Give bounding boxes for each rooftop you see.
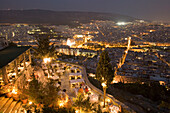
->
[0,46,31,68]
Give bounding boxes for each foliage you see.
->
[26,77,59,106]
[113,82,170,102]
[26,77,43,104]
[73,93,95,112]
[42,106,75,113]
[42,106,57,113]
[121,108,131,113]
[23,103,40,113]
[88,76,170,112]
[19,93,28,100]
[33,34,57,59]
[42,79,60,106]
[158,101,170,110]
[94,104,102,113]
[96,50,114,86]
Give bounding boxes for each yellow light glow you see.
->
[59,102,64,107]
[107,99,111,103]
[89,73,95,77]
[29,101,32,105]
[65,96,68,103]
[101,82,107,88]
[43,58,51,64]
[12,88,17,94]
[149,30,155,32]
[58,100,64,107]
[100,102,104,106]
[27,79,31,82]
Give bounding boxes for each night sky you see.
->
[0,0,170,22]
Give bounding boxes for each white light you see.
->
[89,73,95,77]
[67,39,75,47]
[102,82,107,88]
[12,88,17,94]
[76,35,84,38]
[107,98,111,103]
[29,101,32,105]
[43,58,51,64]
[116,22,126,25]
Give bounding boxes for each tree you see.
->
[33,34,57,59]
[96,50,114,107]
[96,51,114,85]
[26,77,59,107]
[42,106,75,113]
[73,93,95,112]
[42,79,60,106]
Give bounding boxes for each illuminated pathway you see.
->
[113,37,131,79]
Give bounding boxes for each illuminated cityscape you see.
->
[0,0,170,113]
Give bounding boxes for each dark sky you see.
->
[0,0,170,22]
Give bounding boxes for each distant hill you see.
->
[0,9,136,26]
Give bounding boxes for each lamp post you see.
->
[101,81,107,107]
[43,58,51,78]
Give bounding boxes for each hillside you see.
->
[0,9,136,26]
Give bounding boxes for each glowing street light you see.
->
[12,88,17,94]
[101,82,107,88]
[101,81,107,107]
[43,58,51,64]
[75,110,79,113]
[43,57,51,78]
[29,101,32,105]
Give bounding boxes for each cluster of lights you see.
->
[58,96,69,107]
[58,100,64,107]
[67,39,75,47]
[116,22,126,26]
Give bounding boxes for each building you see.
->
[56,46,97,58]
[0,38,32,89]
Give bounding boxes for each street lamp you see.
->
[43,58,51,78]
[43,58,51,64]
[101,81,107,107]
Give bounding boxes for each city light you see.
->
[12,88,17,94]
[107,98,111,103]
[76,35,84,38]
[43,58,51,64]
[0,9,169,113]
[101,82,107,88]
[116,22,126,25]
[59,101,64,107]
[29,101,32,105]
[67,38,75,47]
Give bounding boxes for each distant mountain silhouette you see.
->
[0,9,136,26]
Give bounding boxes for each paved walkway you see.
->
[60,70,75,98]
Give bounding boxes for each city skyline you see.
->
[0,0,170,22]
